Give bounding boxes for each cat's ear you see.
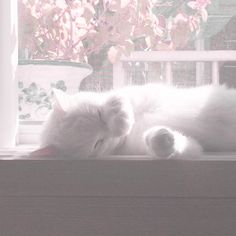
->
[52,88,70,113]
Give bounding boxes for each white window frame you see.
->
[0,0,18,149]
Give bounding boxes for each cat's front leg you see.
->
[144,126,203,159]
[101,94,135,137]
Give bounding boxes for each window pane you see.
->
[18,1,236,122]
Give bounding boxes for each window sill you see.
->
[1,150,236,236]
[1,149,236,198]
[1,146,236,160]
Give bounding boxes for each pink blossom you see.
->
[19,0,212,63]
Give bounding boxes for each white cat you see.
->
[37,84,236,159]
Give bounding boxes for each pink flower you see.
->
[188,0,211,10]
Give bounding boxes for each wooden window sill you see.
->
[1,150,236,236]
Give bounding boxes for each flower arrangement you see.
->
[19,0,211,64]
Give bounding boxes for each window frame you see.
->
[0,0,18,149]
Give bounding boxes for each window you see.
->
[1,0,236,149]
[2,3,236,236]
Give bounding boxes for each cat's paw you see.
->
[144,127,175,159]
[101,94,134,137]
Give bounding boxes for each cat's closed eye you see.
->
[93,139,104,150]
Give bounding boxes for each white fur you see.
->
[40,84,236,159]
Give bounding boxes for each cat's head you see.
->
[36,89,121,158]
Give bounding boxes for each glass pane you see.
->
[18,1,236,121]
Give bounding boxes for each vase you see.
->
[17,60,92,121]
